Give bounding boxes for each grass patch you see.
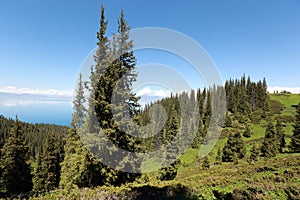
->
[269,94,300,116]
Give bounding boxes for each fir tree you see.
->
[90,4,111,133]
[60,72,107,188]
[83,5,122,187]
[249,144,260,162]
[261,121,278,158]
[276,121,285,153]
[203,90,212,132]
[33,132,61,193]
[225,112,233,128]
[202,156,210,169]
[33,149,45,194]
[243,124,252,138]
[191,118,204,149]
[83,8,142,185]
[290,103,300,152]
[111,10,141,182]
[233,152,239,165]
[222,133,246,162]
[214,147,222,165]
[59,74,88,189]
[60,125,85,189]
[72,74,87,127]
[0,117,32,196]
[160,106,180,181]
[262,78,269,113]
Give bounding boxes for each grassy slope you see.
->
[175,93,300,198]
[33,94,300,199]
[269,93,300,116]
[176,154,300,199]
[36,155,300,200]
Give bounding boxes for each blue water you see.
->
[0,97,72,126]
[0,94,160,126]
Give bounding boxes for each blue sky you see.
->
[0,0,300,94]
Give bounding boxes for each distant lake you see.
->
[0,93,72,126]
[0,92,163,127]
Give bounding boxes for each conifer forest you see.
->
[0,4,299,200]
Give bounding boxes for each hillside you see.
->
[30,93,300,199]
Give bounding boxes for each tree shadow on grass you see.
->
[130,184,198,200]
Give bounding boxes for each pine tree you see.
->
[243,124,252,138]
[214,147,222,165]
[203,90,212,132]
[0,117,32,196]
[191,118,204,149]
[202,156,210,169]
[33,132,61,193]
[89,4,111,133]
[111,10,141,182]
[33,148,45,194]
[191,89,206,148]
[60,72,108,188]
[60,125,83,189]
[222,133,246,162]
[84,9,142,185]
[276,121,285,153]
[262,78,269,113]
[249,144,260,162]
[81,5,122,187]
[225,112,233,128]
[233,152,239,165]
[43,132,60,191]
[290,103,300,152]
[261,121,278,158]
[160,106,180,181]
[60,74,88,189]
[72,74,87,127]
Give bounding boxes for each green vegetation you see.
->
[0,118,32,197]
[270,93,300,116]
[290,103,300,152]
[222,132,246,162]
[0,5,300,200]
[30,154,300,199]
[0,116,67,198]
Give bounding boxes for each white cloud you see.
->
[0,86,73,97]
[136,87,171,98]
[2,102,17,107]
[268,86,300,94]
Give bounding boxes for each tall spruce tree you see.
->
[33,148,45,194]
[214,146,222,165]
[222,133,246,162]
[290,103,300,152]
[202,156,210,169]
[160,106,180,181]
[112,10,141,183]
[33,132,61,193]
[203,90,212,132]
[60,72,108,189]
[276,120,285,153]
[73,74,86,127]
[60,124,86,189]
[60,74,87,189]
[0,117,32,196]
[261,121,278,158]
[190,89,205,148]
[249,144,260,162]
[85,8,141,185]
[243,124,252,138]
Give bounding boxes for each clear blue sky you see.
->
[0,0,300,92]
